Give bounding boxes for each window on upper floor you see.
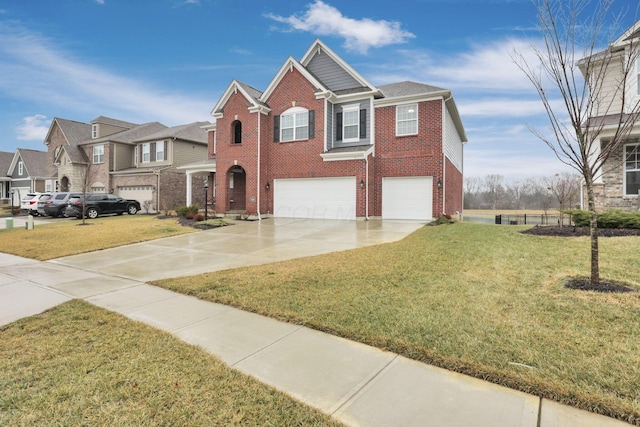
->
[396,103,418,136]
[92,124,98,139]
[156,141,165,161]
[93,145,104,164]
[274,107,315,142]
[18,161,24,175]
[142,143,151,163]
[232,120,242,144]
[336,106,366,143]
[625,143,640,196]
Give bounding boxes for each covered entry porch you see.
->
[178,159,216,209]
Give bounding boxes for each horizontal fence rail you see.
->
[463,214,571,226]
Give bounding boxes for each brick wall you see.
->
[594,147,639,211]
[445,157,463,214]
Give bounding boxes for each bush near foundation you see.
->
[567,210,640,229]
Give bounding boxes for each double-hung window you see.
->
[142,143,151,163]
[625,143,640,196]
[156,141,165,161]
[396,103,418,136]
[342,104,360,143]
[93,145,104,164]
[280,107,309,142]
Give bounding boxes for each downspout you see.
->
[257,111,262,221]
[365,153,370,220]
[442,94,453,216]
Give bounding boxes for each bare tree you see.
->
[513,0,640,284]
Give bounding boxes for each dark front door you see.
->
[228,167,246,211]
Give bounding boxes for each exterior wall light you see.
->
[360,180,365,189]
[265,182,270,191]
[437,178,443,189]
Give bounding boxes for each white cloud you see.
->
[0,22,212,126]
[266,1,414,54]
[95,0,105,4]
[16,114,50,141]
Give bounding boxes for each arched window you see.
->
[232,120,242,144]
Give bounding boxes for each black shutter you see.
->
[273,115,280,142]
[360,109,367,139]
[336,112,343,141]
[150,142,156,162]
[308,110,315,139]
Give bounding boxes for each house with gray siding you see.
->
[7,148,50,205]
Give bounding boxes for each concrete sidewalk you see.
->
[0,252,631,426]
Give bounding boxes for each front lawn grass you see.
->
[0,215,196,260]
[152,222,640,425]
[0,300,340,426]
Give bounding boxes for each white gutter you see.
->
[257,112,262,221]
[442,95,452,215]
[365,153,370,220]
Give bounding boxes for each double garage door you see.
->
[273,176,433,221]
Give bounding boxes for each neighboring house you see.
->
[0,151,13,205]
[581,20,640,211]
[184,39,467,221]
[43,116,210,212]
[6,148,50,205]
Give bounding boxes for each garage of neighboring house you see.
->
[118,186,154,212]
[382,176,433,221]
[273,177,356,220]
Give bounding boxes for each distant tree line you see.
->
[464,173,582,212]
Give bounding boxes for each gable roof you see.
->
[83,122,168,145]
[378,81,448,99]
[211,80,269,118]
[9,148,51,178]
[90,116,139,129]
[43,117,92,164]
[260,56,330,103]
[133,121,212,144]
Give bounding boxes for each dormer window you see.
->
[92,124,98,139]
[274,107,315,142]
[232,120,242,144]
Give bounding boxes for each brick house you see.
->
[581,20,640,211]
[190,39,467,221]
[44,116,211,212]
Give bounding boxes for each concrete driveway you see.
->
[51,218,423,282]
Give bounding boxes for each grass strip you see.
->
[152,222,640,425]
[0,300,341,426]
[0,215,196,260]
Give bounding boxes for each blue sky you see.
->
[0,0,637,180]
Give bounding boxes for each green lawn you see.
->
[0,215,196,260]
[152,222,640,425]
[0,300,340,426]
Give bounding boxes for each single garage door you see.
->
[274,177,356,220]
[118,186,154,212]
[382,176,433,220]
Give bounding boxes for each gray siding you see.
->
[307,50,362,91]
[113,143,134,171]
[332,100,371,149]
[96,123,129,139]
[326,102,334,150]
[172,140,208,170]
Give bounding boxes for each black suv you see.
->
[41,192,83,217]
[64,193,141,219]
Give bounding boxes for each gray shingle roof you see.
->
[0,151,13,176]
[378,81,447,98]
[132,121,212,144]
[90,116,139,129]
[84,122,168,145]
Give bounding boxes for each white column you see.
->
[186,172,193,206]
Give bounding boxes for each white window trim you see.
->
[396,103,418,136]
[142,143,151,163]
[92,124,98,139]
[18,161,24,175]
[280,106,309,142]
[93,145,104,164]
[156,141,165,162]
[624,142,640,196]
[342,104,360,143]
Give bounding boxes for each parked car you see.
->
[36,194,52,216]
[40,192,83,217]
[64,193,141,219]
[20,192,50,216]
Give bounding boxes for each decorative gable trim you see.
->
[211,80,269,119]
[260,57,330,103]
[300,39,379,93]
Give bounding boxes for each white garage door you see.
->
[274,177,356,220]
[118,186,154,212]
[382,177,433,220]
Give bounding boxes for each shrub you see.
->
[175,204,199,218]
[194,213,205,221]
[567,209,640,229]
[428,214,456,226]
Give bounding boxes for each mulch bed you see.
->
[156,215,230,230]
[522,226,639,293]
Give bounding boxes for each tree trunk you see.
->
[584,176,599,284]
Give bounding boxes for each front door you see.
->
[227,166,246,211]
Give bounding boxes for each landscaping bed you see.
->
[522,225,640,237]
